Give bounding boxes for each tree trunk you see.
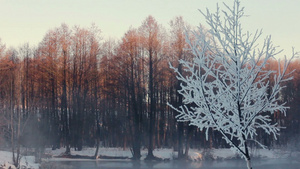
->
[130,59,141,160]
[243,135,252,169]
[178,122,184,158]
[146,50,155,160]
[246,158,252,169]
[184,125,194,158]
[176,64,184,159]
[94,120,101,159]
[61,50,71,155]
[94,138,100,159]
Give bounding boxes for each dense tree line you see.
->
[0,16,299,161]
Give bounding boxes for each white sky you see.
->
[0,0,299,57]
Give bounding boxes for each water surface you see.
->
[46,158,300,169]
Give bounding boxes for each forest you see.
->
[0,15,300,160]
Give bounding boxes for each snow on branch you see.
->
[169,0,299,164]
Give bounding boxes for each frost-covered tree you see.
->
[169,1,298,169]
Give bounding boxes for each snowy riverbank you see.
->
[0,151,39,169]
[0,147,298,169]
[45,147,295,161]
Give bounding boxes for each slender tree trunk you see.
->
[244,138,252,169]
[93,74,100,158]
[246,158,252,169]
[16,108,21,166]
[178,122,184,158]
[62,50,70,154]
[133,95,141,159]
[147,50,155,159]
[184,126,193,158]
[94,119,101,159]
[176,64,184,159]
[130,61,141,160]
[94,139,100,158]
[10,72,18,168]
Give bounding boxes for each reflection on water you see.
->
[44,159,300,169]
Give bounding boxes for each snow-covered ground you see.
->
[45,147,203,161]
[0,147,298,169]
[45,147,294,160]
[44,147,296,162]
[0,151,39,169]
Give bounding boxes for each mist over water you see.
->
[47,159,300,169]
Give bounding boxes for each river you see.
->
[44,158,300,169]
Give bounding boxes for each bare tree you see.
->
[5,49,22,168]
[119,28,144,159]
[139,15,162,160]
[169,1,298,168]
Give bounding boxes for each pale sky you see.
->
[1,0,299,57]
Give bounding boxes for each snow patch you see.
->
[0,151,39,169]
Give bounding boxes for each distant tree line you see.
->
[0,16,299,161]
